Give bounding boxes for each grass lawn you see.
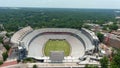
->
[44,39,71,56]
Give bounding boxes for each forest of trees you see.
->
[0,8,116,31]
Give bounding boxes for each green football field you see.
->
[44,39,71,56]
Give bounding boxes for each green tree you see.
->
[110,49,120,68]
[0,37,3,43]
[2,52,8,61]
[97,32,104,42]
[23,58,35,63]
[4,45,10,51]
[100,56,108,68]
[109,24,118,30]
[85,64,98,68]
[6,33,12,37]
[102,25,108,30]
[33,64,38,68]
[0,61,3,65]
[83,25,91,29]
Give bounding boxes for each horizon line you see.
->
[0,7,120,10]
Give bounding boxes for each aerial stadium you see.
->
[10,26,99,63]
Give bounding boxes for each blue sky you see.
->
[0,0,120,9]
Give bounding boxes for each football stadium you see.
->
[11,26,99,63]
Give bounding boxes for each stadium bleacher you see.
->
[11,27,99,60]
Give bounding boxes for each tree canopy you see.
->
[97,32,104,42]
[0,8,115,32]
[100,56,109,68]
[110,49,120,68]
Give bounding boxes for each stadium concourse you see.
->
[11,26,99,62]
